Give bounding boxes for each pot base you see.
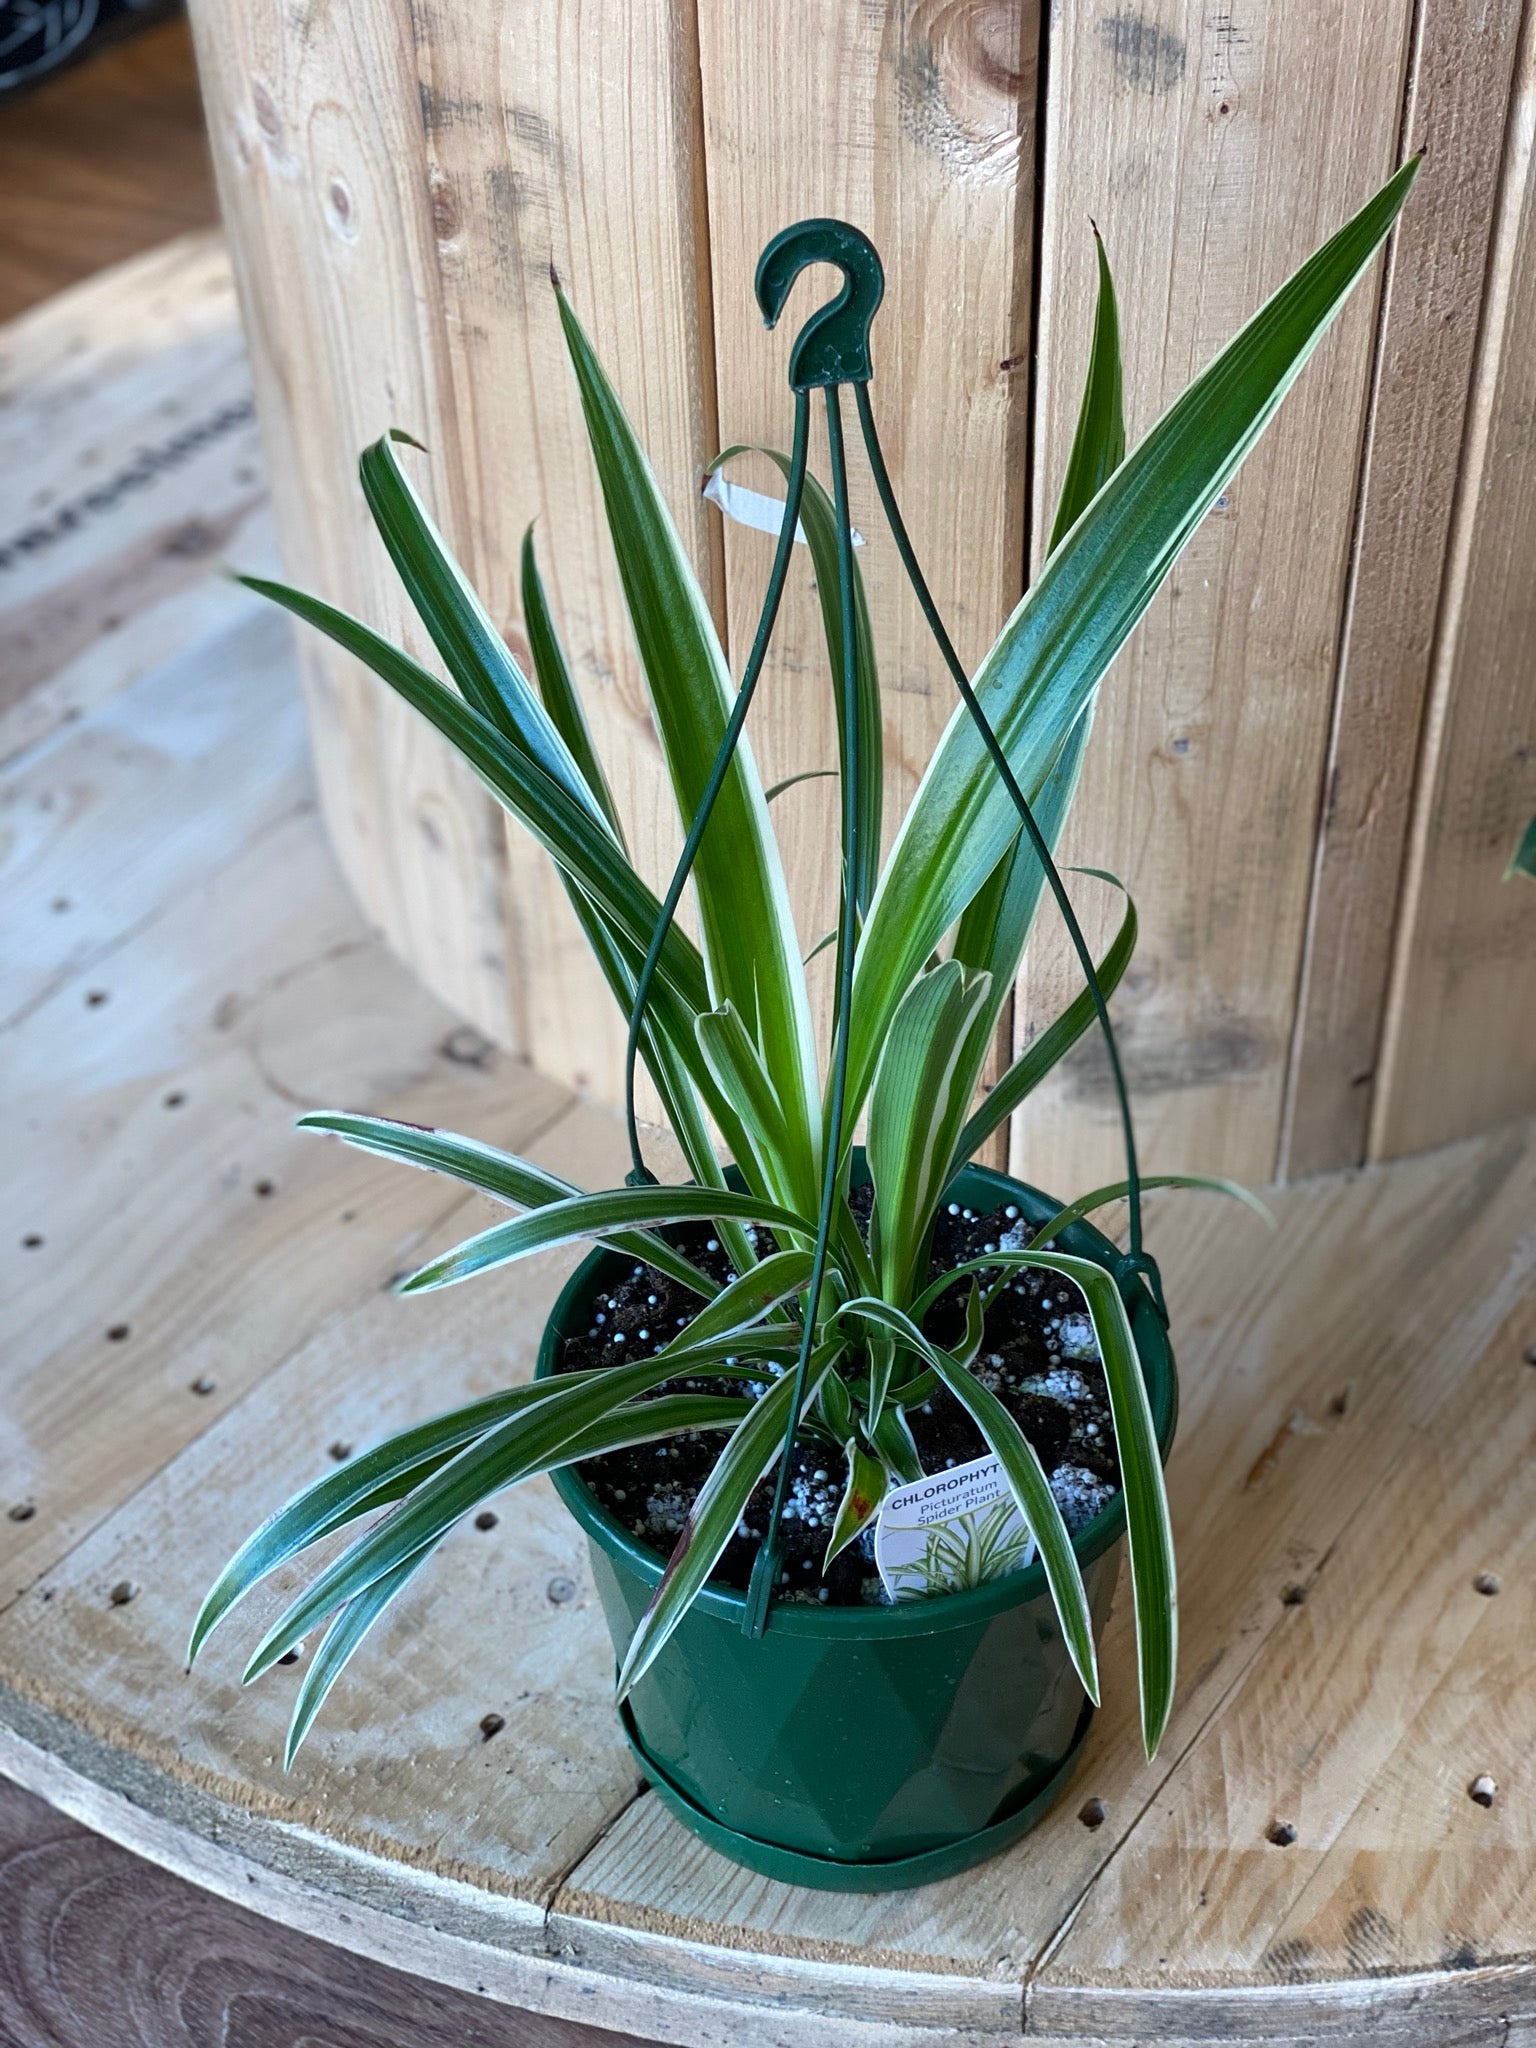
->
[616,1694,1096,1892]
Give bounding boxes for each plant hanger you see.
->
[620,218,1162,1640]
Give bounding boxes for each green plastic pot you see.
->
[538,1156,1177,1891]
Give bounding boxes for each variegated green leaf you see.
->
[711,445,882,917]
[558,295,820,1184]
[824,1435,887,1569]
[398,1183,813,1296]
[615,1345,838,1699]
[280,1391,753,1764]
[867,962,993,1307]
[244,1365,764,1682]
[846,162,1418,1126]
[836,1298,1097,1703]
[520,524,627,842]
[297,1113,720,1298]
[950,868,1137,1174]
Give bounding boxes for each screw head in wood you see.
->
[109,1580,139,1606]
[1469,1774,1497,1808]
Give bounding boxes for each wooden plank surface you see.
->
[0,1774,660,2048]
[1013,1,1415,1196]
[1280,0,1526,1179]
[0,231,270,763]
[1,551,573,1604]
[1370,9,1536,1160]
[1031,1295,1536,2031]
[696,0,1038,1117]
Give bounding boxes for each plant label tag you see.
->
[874,1453,1035,1601]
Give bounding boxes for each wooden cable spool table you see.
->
[3,238,1533,2048]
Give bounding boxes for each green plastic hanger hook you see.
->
[755,218,885,390]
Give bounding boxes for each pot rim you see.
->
[538,1156,1177,1640]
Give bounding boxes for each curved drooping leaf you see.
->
[1022,1172,1274,1252]
[244,1361,768,1682]
[835,1298,1097,1703]
[357,433,600,821]
[238,577,709,1036]
[614,1344,838,1700]
[191,1366,660,1664]
[908,1175,1270,1323]
[653,1250,814,1354]
[297,1113,720,1298]
[283,1547,433,1768]
[765,766,837,804]
[881,1245,1175,1755]
[950,868,1137,1173]
[847,161,1418,1124]
[398,1184,814,1295]
[279,1392,753,1764]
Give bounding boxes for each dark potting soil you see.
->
[559,1192,1122,1608]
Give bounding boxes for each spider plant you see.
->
[190,161,1416,1768]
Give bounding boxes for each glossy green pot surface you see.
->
[538,1158,1177,1888]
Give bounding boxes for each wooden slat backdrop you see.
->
[1281,0,1528,1178]
[1017,0,1417,1196]
[696,0,1039,1162]
[1372,8,1536,1157]
[182,0,1536,1184]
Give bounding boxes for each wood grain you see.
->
[183,0,727,1120]
[1281,0,1527,1179]
[184,0,522,1051]
[1012,0,1415,1196]
[405,0,723,1118]
[696,0,1038,1118]
[1033,1290,1536,2022]
[0,17,217,323]
[0,1773,660,2048]
[1370,8,1536,1160]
